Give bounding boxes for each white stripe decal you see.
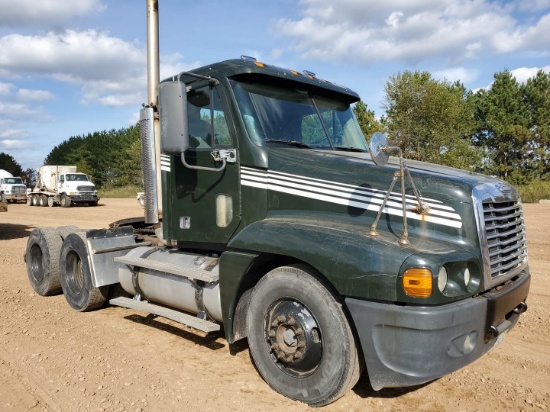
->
[241,166,462,228]
[160,155,171,172]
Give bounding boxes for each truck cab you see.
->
[0,175,27,203]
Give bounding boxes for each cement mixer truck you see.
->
[23,0,530,406]
[27,165,99,207]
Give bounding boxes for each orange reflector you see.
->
[290,70,301,76]
[254,61,266,68]
[403,268,432,298]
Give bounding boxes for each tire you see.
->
[27,196,32,206]
[59,232,108,311]
[25,228,63,296]
[247,265,361,406]
[47,196,55,207]
[39,194,48,207]
[32,194,39,206]
[60,194,71,208]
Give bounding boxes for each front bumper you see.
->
[70,194,99,203]
[4,194,27,201]
[346,269,530,391]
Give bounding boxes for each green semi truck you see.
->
[24,1,530,406]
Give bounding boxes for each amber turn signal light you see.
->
[403,268,432,298]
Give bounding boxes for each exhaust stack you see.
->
[141,0,162,224]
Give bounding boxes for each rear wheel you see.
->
[39,194,48,207]
[247,265,361,406]
[25,228,63,296]
[47,196,55,207]
[32,194,39,206]
[59,233,108,311]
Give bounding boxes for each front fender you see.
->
[227,213,415,301]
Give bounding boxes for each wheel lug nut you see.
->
[271,320,278,327]
[287,316,295,326]
[276,352,285,360]
[294,351,303,360]
[270,343,279,350]
[295,328,303,336]
[277,315,286,323]
[269,329,276,337]
[297,341,305,348]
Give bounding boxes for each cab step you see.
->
[109,297,220,333]
[114,256,219,283]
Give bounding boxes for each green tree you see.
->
[353,100,384,139]
[0,152,23,176]
[523,70,550,180]
[383,71,481,170]
[473,71,531,183]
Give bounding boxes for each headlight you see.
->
[464,267,471,286]
[437,267,448,293]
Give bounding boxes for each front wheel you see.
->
[59,233,108,311]
[247,265,361,406]
[60,194,71,208]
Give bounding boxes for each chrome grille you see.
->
[76,185,95,192]
[13,187,26,194]
[482,200,527,278]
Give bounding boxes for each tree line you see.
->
[1,69,548,189]
[354,69,550,186]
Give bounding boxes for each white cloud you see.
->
[275,0,550,66]
[510,65,550,83]
[0,82,14,94]
[0,29,193,107]
[433,67,479,83]
[16,89,55,101]
[0,0,106,28]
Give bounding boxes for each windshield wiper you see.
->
[265,139,311,148]
[334,146,366,152]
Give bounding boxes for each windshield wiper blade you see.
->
[265,139,311,148]
[334,146,366,152]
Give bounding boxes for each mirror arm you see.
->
[180,152,227,172]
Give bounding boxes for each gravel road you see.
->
[0,199,548,411]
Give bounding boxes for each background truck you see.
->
[27,165,99,207]
[1,169,27,207]
[23,0,530,407]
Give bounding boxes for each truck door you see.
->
[167,83,240,245]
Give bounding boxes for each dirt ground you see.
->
[0,199,548,412]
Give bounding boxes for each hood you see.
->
[267,148,515,204]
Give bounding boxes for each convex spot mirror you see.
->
[369,132,389,166]
[159,80,189,154]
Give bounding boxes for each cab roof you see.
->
[165,57,361,104]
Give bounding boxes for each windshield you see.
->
[4,177,23,184]
[230,79,367,151]
[66,174,89,182]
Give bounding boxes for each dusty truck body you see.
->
[28,165,99,207]
[24,1,530,406]
[0,169,28,204]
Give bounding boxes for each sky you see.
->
[0,0,549,171]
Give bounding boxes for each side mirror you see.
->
[159,80,189,154]
[369,132,389,166]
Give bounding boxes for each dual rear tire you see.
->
[25,228,107,311]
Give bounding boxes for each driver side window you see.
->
[187,85,232,149]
